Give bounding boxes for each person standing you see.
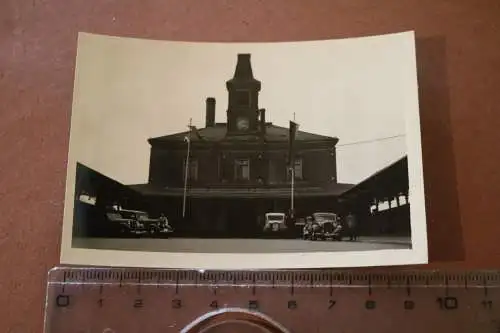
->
[346,212,358,241]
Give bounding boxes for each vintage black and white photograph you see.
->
[60,31,428,269]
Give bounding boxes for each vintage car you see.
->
[136,213,174,236]
[303,212,343,241]
[106,207,174,237]
[262,213,288,235]
[106,210,146,236]
[302,217,321,240]
[313,212,343,241]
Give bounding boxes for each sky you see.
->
[67,31,420,186]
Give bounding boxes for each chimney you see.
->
[260,108,266,134]
[205,97,216,127]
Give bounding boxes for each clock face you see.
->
[236,117,249,131]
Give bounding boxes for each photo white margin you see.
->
[59,31,428,270]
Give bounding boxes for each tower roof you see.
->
[233,54,254,79]
[226,54,261,87]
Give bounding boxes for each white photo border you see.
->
[59,30,428,269]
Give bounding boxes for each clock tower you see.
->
[226,54,262,135]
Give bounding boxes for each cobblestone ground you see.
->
[74,236,411,253]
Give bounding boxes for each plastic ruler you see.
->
[44,267,500,332]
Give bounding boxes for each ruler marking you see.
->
[290,274,295,296]
[137,272,141,294]
[329,273,333,297]
[80,270,86,291]
[62,271,67,293]
[213,273,217,295]
[368,275,372,296]
[191,271,197,284]
[445,275,449,296]
[252,274,256,295]
[161,271,166,284]
[483,275,489,297]
[175,272,179,294]
[406,276,411,296]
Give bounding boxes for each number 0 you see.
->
[56,295,70,307]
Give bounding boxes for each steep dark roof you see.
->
[148,123,338,145]
[339,155,408,200]
[227,54,260,83]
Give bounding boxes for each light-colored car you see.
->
[263,213,288,233]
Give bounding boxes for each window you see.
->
[234,159,250,181]
[183,158,198,181]
[234,90,250,106]
[288,158,303,180]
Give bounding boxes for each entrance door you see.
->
[226,199,259,238]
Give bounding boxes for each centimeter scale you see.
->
[44,267,500,333]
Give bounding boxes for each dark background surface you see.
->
[1,0,499,331]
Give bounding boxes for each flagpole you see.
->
[182,118,192,219]
[289,117,297,217]
[291,166,295,212]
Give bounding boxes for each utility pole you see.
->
[182,118,192,219]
